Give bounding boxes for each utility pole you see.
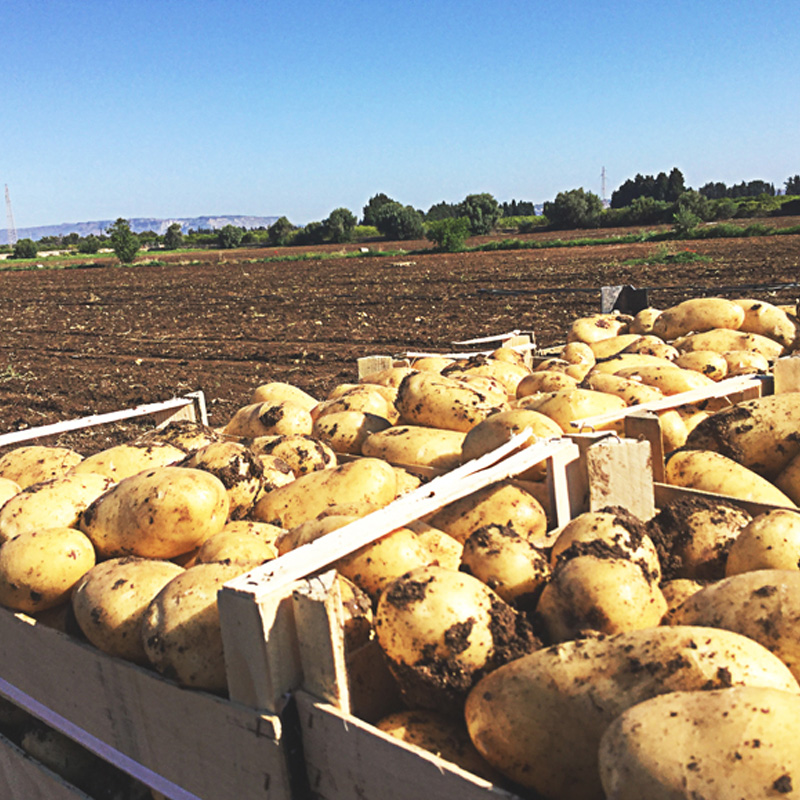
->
[600,167,609,207]
[5,185,17,247]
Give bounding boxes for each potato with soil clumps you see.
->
[646,496,751,580]
[0,445,83,488]
[669,569,800,681]
[80,466,230,559]
[312,410,392,455]
[442,355,531,396]
[598,686,800,800]
[375,565,539,715]
[71,556,184,664]
[0,527,96,613]
[223,400,313,438]
[464,626,800,800]
[136,419,223,453]
[249,433,336,477]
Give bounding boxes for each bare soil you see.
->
[1,221,798,454]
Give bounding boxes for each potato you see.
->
[21,724,100,789]
[537,552,666,642]
[223,400,313,437]
[312,410,392,454]
[0,527,96,613]
[560,341,596,371]
[684,393,800,480]
[490,345,529,369]
[69,440,186,481]
[521,388,627,433]
[218,519,285,548]
[567,313,629,344]
[659,408,690,452]
[250,380,318,411]
[360,366,416,388]
[361,425,467,470]
[141,562,245,691]
[0,472,114,543]
[194,527,277,568]
[674,327,786,360]
[665,450,797,507]
[670,569,800,681]
[71,556,184,663]
[776,449,800,505]
[582,372,665,406]
[674,349,729,380]
[516,369,579,396]
[252,453,296,492]
[395,371,509,433]
[620,336,678,360]
[613,363,715,395]
[249,434,336,476]
[411,356,454,373]
[464,626,800,799]
[80,466,230,559]
[652,296,745,340]
[588,334,645,360]
[442,357,531,395]
[135,419,223,453]
[586,352,676,375]
[460,523,550,607]
[598,686,800,800]
[427,481,547,544]
[647,496,751,580]
[375,565,539,714]
[251,457,397,529]
[179,441,264,520]
[0,477,20,509]
[415,526,463,571]
[723,348,770,375]
[659,577,704,620]
[628,307,661,335]
[313,387,400,426]
[733,297,799,348]
[726,509,800,575]
[0,445,83,488]
[460,408,563,480]
[375,709,500,782]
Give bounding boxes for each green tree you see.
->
[106,218,139,264]
[294,221,326,245]
[163,223,184,250]
[374,203,425,240]
[64,232,80,246]
[672,205,700,237]
[785,175,800,195]
[543,188,603,229]
[267,216,294,246]
[218,224,244,249]
[666,168,686,201]
[324,208,356,243]
[425,217,471,251]
[425,201,460,221]
[78,235,101,254]
[12,238,37,259]
[677,190,713,221]
[459,193,501,235]
[362,193,396,227]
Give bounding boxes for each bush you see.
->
[374,203,425,240]
[362,194,396,227]
[324,208,357,244]
[294,221,327,246]
[425,217,471,251]
[106,219,139,264]
[78,235,101,254]
[163,223,184,250]
[672,206,700,237]
[543,188,603,229]
[12,238,37,259]
[267,217,294,246]
[459,193,501,235]
[218,225,244,249]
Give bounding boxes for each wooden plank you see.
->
[0,394,206,449]
[775,356,800,394]
[295,693,522,800]
[152,390,208,427]
[569,375,764,431]
[624,409,665,483]
[0,609,290,800]
[654,482,797,518]
[357,356,394,380]
[0,734,93,800]
[585,436,655,520]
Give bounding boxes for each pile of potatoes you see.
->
[0,294,799,798]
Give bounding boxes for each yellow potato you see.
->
[410,356,454,373]
[516,370,579,396]
[583,372,665,406]
[312,410,392,455]
[250,380,318,411]
[0,445,83,488]
[222,400,314,437]
[312,385,399,425]
[443,358,531,395]
[0,527,96,613]
[588,334,645,360]
[0,477,20,509]
[652,297,745,340]
[674,328,786,360]
[613,364,715,395]
[722,348,770,375]
[361,425,467,470]
[194,528,277,568]
[733,297,799,348]
[726,509,800,575]
[249,434,336,476]
[674,349,729,381]
[69,441,186,481]
[628,307,661,335]
[522,388,627,433]
[567,313,629,344]
[586,352,676,375]
[360,366,416,388]
[135,419,223,453]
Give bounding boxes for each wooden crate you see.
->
[0,392,299,800]
[217,431,653,800]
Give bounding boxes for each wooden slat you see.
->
[624,409,665,483]
[0,609,289,800]
[775,356,800,394]
[295,693,522,800]
[0,734,93,800]
[357,356,394,380]
[654,482,797,517]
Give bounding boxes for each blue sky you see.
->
[5,0,799,228]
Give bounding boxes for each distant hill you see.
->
[1,215,280,245]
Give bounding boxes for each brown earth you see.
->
[1,221,798,454]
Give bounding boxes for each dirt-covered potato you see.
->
[250,380,318,411]
[652,297,745,341]
[0,527,96,613]
[249,433,336,477]
[598,686,800,800]
[68,440,186,481]
[566,313,629,344]
[223,400,314,438]
[361,425,467,470]
[252,458,397,529]
[0,472,114,543]
[193,527,278,568]
[733,297,799,348]
[179,441,264,520]
[461,523,550,608]
[442,356,531,396]
[375,565,539,714]
[427,481,547,545]
[665,450,796,507]
[71,556,184,663]
[628,306,661,335]
[141,562,246,691]
[673,349,729,380]
[613,363,715,395]
[582,372,665,406]
[80,466,230,559]
[313,384,400,425]
[312,410,392,454]
[726,509,800,575]
[669,569,800,681]
[135,419,223,453]
[516,370,579,396]
[0,445,84,488]
[395,371,509,433]
[252,453,296,492]
[464,626,800,800]
[646,496,751,580]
